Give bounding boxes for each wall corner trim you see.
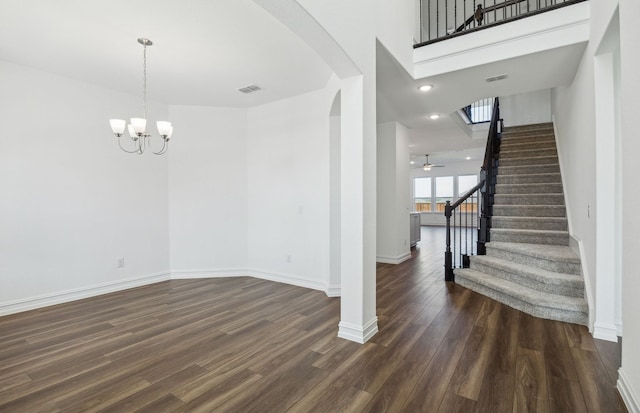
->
[618,368,640,413]
[337,317,378,344]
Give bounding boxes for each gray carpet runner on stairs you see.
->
[454,123,588,326]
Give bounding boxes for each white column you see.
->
[337,76,378,343]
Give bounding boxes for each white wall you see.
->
[246,84,338,291]
[376,0,415,73]
[168,106,248,274]
[395,123,411,256]
[551,44,597,331]
[377,122,411,263]
[501,89,552,127]
[618,0,640,408]
[0,60,170,314]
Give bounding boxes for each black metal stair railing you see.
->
[415,0,587,47]
[444,97,502,281]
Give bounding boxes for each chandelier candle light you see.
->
[109,38,173,155]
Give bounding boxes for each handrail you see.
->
[416,0,587,48]
[444,97,501,281]
[454,0,527,33]
[449,180,485,210]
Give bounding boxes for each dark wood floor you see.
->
[0,227,626,412]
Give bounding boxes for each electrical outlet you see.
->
[117,257,125,268]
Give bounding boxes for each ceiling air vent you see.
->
[238,84,262,94]
[485,74,509,83]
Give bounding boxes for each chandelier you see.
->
[109,38,173,155]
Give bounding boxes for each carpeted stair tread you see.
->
[500,142,556,151]
[454,268,588,325]
[500,147,557,158]
[469,255,584,296]
[499,155,558,167]
[497,173,561,184]
[502,123,554,133]
[498,164,560,175]
[494,193,565,205]
[501,137,555,146]
[490,228,569,245]
[485,242,580,274]
[495,183,563,194]
[491,216,568,231]
[501,135,555,143]
[486,242,580,264]
[492,204,566,217]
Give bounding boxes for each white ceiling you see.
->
[0,0,332,107]
[377,40,587,167]
[1,1,586,167]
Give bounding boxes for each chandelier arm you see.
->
[151,139,168,155]
[139,135,147,154]
[117,135,142,154]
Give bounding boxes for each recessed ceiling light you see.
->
[429,114,440,120]
[418,85,433,92]
[466,156,471,160]
[410,161,415,164]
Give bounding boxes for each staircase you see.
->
[455,123,588,326]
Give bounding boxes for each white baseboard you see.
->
[571,236,596,334]
[376,252,411,265]
[618,368,640,413]
[593,322,619,343]
[245,267,328,293]
[0,271,170,317]
[1,268,336,317]
[325,284,341,297]
[338,317,378,344]
[174,267,339,297]
[170,268,249,279]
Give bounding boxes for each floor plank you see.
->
[0,227,626,412]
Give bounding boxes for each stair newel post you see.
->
[445,200,454,281]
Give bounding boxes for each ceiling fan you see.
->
[422,154,445,171]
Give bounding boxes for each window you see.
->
[414,177,431,212]
[458,175,479,213]
[435,176,453,212]
[458,175,478,196]
[413,174,480,213]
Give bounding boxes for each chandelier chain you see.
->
[143,44,147,120]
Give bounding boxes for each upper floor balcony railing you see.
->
[415,0,586,47]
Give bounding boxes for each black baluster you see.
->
[437,0,440,37]
[464,0,466,31]
[428,0,432,41]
